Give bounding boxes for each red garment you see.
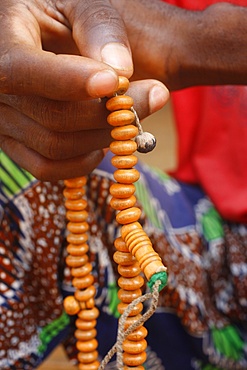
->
[162,0,247,222]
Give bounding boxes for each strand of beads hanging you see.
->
[106,77,168,369]
[63,176,100,370]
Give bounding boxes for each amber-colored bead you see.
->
[126,326,148,342]
[118,288,142,303]
[63,187,85,200]
[64,296,80,315]
[77,350,98,364]
[111,155,138,169]
[66,255,88,268]
[114,237,129,252]
[66,210,88,222]
[107,110,135,127]
[71,262,92,278]
[78,361,100,370]
[75,328,97,341]
[106,95,133,111]
[67,243,89,256]
[116,207,142,225]
[113,251,136,266]
[122,339,147,354]
[110,183,136,198]
[78,307,99,321]
[67,221,89,234]
[65,199,87,211]
[76,338,98,352]
[72,274,94,290]
[123,366,145,370]
[75,286,96,302]
[110,195,136,211]
[123,351,147,367]
[118,302,143,316]
[67,233,88,245]
[110,140,137,156]
[118,275,144,291]
[117,76,130,95]
[76,319,97,330]
[118,263,141,278]
[64,177,87,188]
[111,125,138,141]
[114,169,140,184]
[124,314,142,330]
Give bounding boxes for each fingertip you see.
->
[149,83,170,114]
[101,43,133,78]
[87,69,119,98]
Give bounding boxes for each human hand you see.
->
[110,0,247,90]
[0,0,169,180]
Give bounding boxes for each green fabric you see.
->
[147,271,168,292]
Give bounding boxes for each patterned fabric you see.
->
[0,149,246,369]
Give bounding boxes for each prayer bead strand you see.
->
[63,177,100,370]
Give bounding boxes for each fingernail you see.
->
[149,84,170,113]
[87,70,118,97]
[101,43,133,77]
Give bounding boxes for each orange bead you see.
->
[118,288,142,303]
[123,351,147,367]
[106,95,133,111]
[76,338,98,352]
[65,199,87,211]
[117,76,130,95]
[72,274,94,290]
[113,251,136,266]
[66,255,88,268]
[67,243,89,256]
[118,302,143,316]
[116,207,142,225]
[111,125,138,140]
[63,296,80,315]
[110,140,137,156]
[67,233,88,245]
[66,210,88,222]
[67,221,89,234]
[78,307,99,321]
[64,177,87,188]
[75,328,97,341]
[122,339,147,354]
[107,110,135,127]
[110,183,136,198]
[63,187,85,200]
[76,319,97,330]
[110,195,136,210]
[118,276,144,291]
[124,314,142,330]
[114,169,140,184]
[77,350,98,364]
[126,327,148,342]
[111,155,138,169]
[118,263,141,277]
[123,366,145,370]
[114,237,129,252]
[78,361,100,370]
[71,262,92,277]
[75,286,96,302]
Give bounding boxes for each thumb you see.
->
[58,0,133,77]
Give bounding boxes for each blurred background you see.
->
[38,101,177,369]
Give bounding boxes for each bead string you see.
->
[63,76,168,369]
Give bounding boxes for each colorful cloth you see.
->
[0,150,246,369]
[164,0,247,223]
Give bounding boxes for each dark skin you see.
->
[0,0,246,181]
[110,0,247,89]
[0,0,169,181]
